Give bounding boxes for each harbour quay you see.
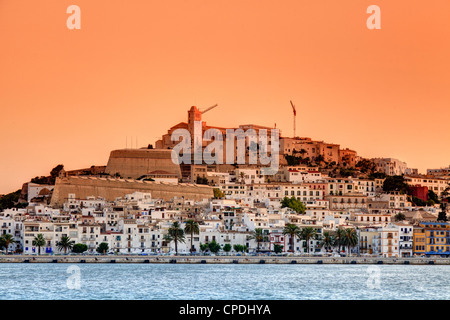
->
[0,255,449,265]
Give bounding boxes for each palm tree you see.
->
[56,236,75,254]
[32,234,46,255]
[299,227,317,255]
[0,234,14,254]
[248,228,267,253]
[334,227,346,254]
[282,224,301,252]
[342,228,358,256]
[184,220,199,255]
[320,231,335,253]
[167,222,185,255]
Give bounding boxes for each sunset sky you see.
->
[1,0,449,194]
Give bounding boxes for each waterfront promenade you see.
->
[0,255,449,265]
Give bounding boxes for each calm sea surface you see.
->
[0,263,448,300]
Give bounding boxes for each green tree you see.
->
[32,234,46,255]
[184,220,199,255]
[339,168,356,178]
[368,171,387,179]
[56,236,75,254]
[315,154,325,165]
[428,190,440,204]
[0,234,14,254]
[233,244,247,253]
[72,243,88,254]
[167,221,185,255]
[223,243,232,255]
[282,223,301,252]
[196,176,208,185]
[281,196,306,214]
[411,196,426,207]
[96,242,109,254]
[273,244,283,254]
[438,204,448,222]
[199,243,209,254]
[394,212,406,222]
[213,188,225,199]
[49,164,64,184]
[284,155,301,166]
[438,184,450,222]
[0,190,25,211]
[299,227,317,254]
[208,241,221,254]
[248,228,268,253]
[356,159,376,174]
[382,175,410,194]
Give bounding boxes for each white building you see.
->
[372,158,408,176]
[395,222,413,257]
[377,223,399,258]
[27,183,54,203]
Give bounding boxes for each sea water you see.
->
[0,263,447,300]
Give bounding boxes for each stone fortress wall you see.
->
[50,176,213,207]
[104,149,181,179]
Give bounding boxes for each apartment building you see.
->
[395,222,413,257]
[380,192,411,209]
[377,223,399,258]
[404,176,450,197]
[359,228,379,255]
[372,158,408,176]
[419,221,450,257]
[413,226,426,256]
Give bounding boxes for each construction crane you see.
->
[290,100,297,138]
[200,104,218,115]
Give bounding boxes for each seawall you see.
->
[1,255,449,265]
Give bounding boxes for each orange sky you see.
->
[1,0,449,194]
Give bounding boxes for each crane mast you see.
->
[290,100,296,138]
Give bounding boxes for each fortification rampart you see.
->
[50,176,213,207]
[105,149,181,179]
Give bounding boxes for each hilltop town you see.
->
[0,106,449,258]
